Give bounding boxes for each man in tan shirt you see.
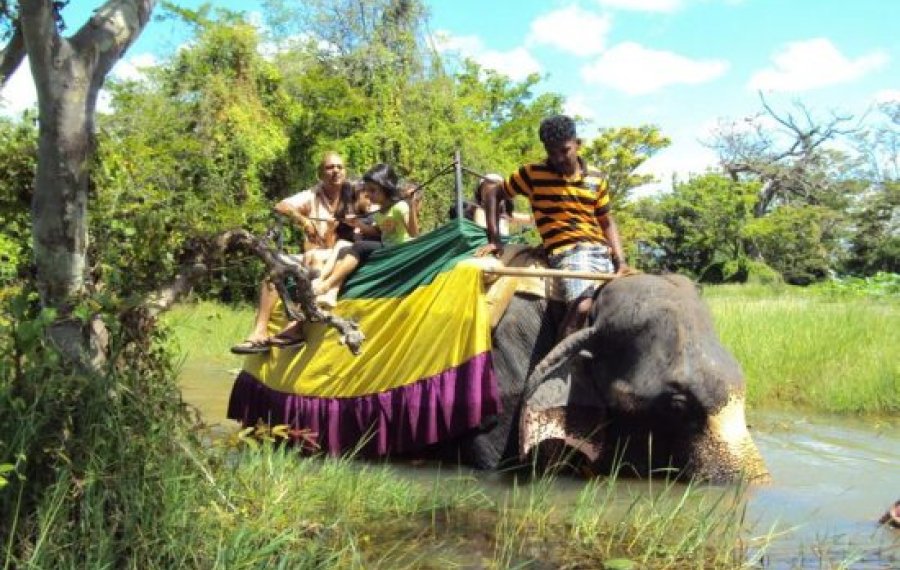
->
[231,151,353,354]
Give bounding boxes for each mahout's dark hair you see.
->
[538,114,577,147]
[362,163,400,202]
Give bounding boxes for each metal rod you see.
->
[482,267,618,281]
[412,163,455,194]
[461,165,488,180]
[454,149,464,229]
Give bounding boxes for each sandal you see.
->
[230,339,272,355]
[265,331,307,349]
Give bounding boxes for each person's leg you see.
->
[249,280,280,341]
[550,244,611,340]
[313,241,378,307]
[559,295,594,339]
[231,280,285,353]
[313,254,359,307]
[319,239,352,281]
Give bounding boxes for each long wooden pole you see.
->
[482,266,617,281]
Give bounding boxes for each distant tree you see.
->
[581,125,670,204]
[642,173,758,280]
[844,101,900,274]
[741,204,837,285]
[845,181,899,274]
[709,94,858,218]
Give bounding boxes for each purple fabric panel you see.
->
[226,353,500,456]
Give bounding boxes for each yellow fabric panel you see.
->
[242,262,492,398]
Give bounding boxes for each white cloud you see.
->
[0,59,37,116]
[434,31,541,81]
[874,90,900,104]
[595,0,683,12]
[563,94,597,121]
[433,31,483,55]
[111,53,158,82]
[529,6,612,57]
[478,48,542,81]
[580,42,729,95]
[632,143,719,197]
[748,38,888,92]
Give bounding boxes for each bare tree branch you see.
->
[709,93,858,216]
[143,229,366,354]
[18,0,59,86]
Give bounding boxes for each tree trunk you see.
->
[32,60,98,363]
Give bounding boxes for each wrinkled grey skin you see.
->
[451,273,768,483]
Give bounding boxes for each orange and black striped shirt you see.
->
[502,158,611,255]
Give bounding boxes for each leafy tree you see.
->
[845,180,900,274]
[844,101,900,274]
[741,205,836,285]
[0,114,36,284]
[260,0,565,231]
[641,173,758,280]
[581,124,670,204]
[94,16,299,300]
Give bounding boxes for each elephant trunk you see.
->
[519,324,607,464]
[687,392,770,483]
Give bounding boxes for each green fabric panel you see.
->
[342,219,489,299]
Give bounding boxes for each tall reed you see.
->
[703,285,899,415]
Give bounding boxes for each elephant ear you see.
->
[520,326,607,469]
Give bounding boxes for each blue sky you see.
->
[3,0,897,192]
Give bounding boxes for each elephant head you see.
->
[520,273,769,483]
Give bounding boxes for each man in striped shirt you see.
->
[480,114,630,338]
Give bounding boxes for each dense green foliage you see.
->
[0,286,205,566]
[0,116,36,284]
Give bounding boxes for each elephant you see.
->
[445,271,769,483]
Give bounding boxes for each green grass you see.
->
[161,299,257,364]
[125,439,771,569]
[703,284,899,415]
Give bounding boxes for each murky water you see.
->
[745,412,899,568]
[180,364,899,567]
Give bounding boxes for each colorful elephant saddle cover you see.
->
[227,220,501,456]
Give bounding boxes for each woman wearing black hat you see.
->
[313,163,419,308]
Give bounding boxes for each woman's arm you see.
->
[405,193,420,237]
